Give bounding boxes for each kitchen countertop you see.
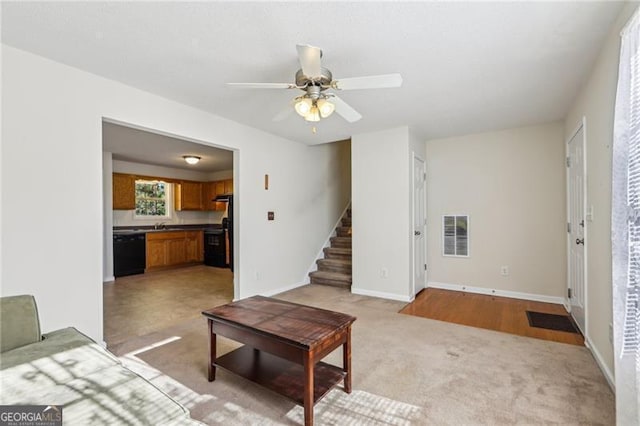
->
[113,224,222,235]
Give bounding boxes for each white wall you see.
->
[351,126,413,301]
[425,123,566,301]
[564,1,638,400]
[208,170,233,181]
[1,45,351,343]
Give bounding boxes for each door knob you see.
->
[576,238,584,245]
[414,230,421,236]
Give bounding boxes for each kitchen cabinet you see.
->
[146,230,204,270]
[175,181,204,211]
[167,238,187,265]
[185,231,204,262]
[203,182,217,211]
[224,179,233,194]
[113,173,136,210]
[203,179,233,211]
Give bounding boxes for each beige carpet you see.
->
[109,285,614,425]
[120,346,421,425]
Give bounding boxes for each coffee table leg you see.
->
[303,351,314,426]
[343,326,352,393]
[208,319,217,382]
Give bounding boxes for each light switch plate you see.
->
[586,205,594,222]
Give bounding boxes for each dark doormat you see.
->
[526,311,580,334]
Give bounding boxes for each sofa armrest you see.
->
[0,295,41,352]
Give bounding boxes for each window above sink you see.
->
[135,180,171,219]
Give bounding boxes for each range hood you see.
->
[214,194,232,202]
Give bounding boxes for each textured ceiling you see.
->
[1,1,625,145]
[103,121,234,173]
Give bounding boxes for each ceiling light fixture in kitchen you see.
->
[183,155,201,165]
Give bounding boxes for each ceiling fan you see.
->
[227,44,403,123]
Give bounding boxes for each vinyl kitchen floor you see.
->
[103,264,233,347]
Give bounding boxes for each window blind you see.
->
[622,16,640,361]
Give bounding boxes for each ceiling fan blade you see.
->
[227,82,295,89]
[296,44,322,78]
[333,73,403,91]
[331,95,362,123]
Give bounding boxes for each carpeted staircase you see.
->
[309,208,352,289]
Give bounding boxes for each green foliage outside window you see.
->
[135,180,168,217]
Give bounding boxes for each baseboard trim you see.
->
[262,281,309,297]
[584,336,615,392]
[103,276,115,283]
[351,287,413,303]
[427,281,565,305]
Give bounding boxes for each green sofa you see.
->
[0,295,203,425]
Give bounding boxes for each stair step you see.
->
[341,218,352,227]
[323,247,352,260]
[310,271,352,288]
[336,227,352,237]
[317,258,352,274]
[330,236,352,248]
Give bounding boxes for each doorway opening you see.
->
[101,119,238,349]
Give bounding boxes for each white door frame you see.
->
[412,152,427,297]
[565,116,588,335]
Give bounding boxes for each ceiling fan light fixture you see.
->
[317,98,335,118]
[294,98,313,116]
[304,106,321,122]
[183,155,201,165]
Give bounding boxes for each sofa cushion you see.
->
[0,327,204,425]
[0,295,41,352]
[0,327,115,371]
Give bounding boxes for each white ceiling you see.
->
[103,121,233,173]
[1,1,626,145]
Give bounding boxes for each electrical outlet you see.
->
[381,268,389,278]
[500,266,509,276]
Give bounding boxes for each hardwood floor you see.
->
[400,288,584,346]
[103,264,233,347]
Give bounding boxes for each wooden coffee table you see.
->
[202,296,356,426]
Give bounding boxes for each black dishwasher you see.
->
[113,233,146,277]
[204,229,226,267]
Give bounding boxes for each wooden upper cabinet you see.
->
[203,180,233,211]
[113,173,135,210]
[224,179,233,194]
[175,181,204,211]
[203,182,216,211]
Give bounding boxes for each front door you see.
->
[567,123,586,334]
[413,155,427,295]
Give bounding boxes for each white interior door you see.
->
[413,155,426,295]
[567,124,586,334]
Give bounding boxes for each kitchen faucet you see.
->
[154,222,166,230]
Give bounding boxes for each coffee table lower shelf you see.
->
[215,345,346,405]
